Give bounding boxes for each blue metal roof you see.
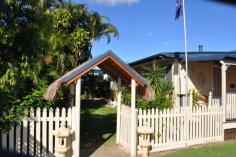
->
[130,51,236,65]
[60,50,148,86]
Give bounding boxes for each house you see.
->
[130,51,236,120]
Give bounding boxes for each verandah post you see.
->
[221,62,226,122]
[116,77,122,144]
[74,78,81,157]
[130,79,137,157]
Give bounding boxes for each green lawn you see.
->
[80,99,116,149]
[160,142,236,157]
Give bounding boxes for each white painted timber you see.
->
[223,122,236,130]
[75,78,81,157]
[116,78,122,144]
[221,62,226,122]
[1,107,75,157]
[137,105,224,152]
[130,79,137,157]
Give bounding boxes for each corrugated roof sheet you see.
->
[130,51,236,66]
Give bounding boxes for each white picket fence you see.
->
[0,107,78,157]
[137,105,224,152]
[119,104,224,153]
[226,91,236,120]
[211,90,236,120]
[119,105,132,152]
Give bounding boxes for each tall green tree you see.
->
[0,0,58,132]
[48,3,119,72]
[87,12,119,53]
[0,0,119,132]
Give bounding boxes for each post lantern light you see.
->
[52,122,74,157]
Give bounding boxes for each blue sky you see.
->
[76,0,236,62]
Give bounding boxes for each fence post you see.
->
[73,78,81,157]
[221,62,226,122]
[116,78,122,144]
[208,92,212,106]
[131,79,137,157]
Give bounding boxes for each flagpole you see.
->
[182,0,189,106]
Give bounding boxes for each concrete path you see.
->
[89,136,130,157]
[81,135,160,157]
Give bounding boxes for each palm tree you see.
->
[142,63,166,96]
[87,12,119,56]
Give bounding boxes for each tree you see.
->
[87,12,119,54]
[48,3,119,71]
[0,0,58,132]
[142,64,166,96]
[0,0,119,132]
[142,63,174,109]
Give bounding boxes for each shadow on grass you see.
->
[80,99,116,157]
[81,99,109,109]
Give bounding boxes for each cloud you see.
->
[89,0,139,6]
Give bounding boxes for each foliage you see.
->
[135,63,174,109]
[53,9,72,30]
[19,80,54,109]
[0,0,53,132]
[48,3,119,70]
[189,89,202,106]
[142,64,165,96]
[82,73,112,99]
[0,0,119,132]
[121,84,173,110]
[121,87,131,106]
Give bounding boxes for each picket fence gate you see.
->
[0,107,79,157]
[119,105,132,152]
[119,104,224,153]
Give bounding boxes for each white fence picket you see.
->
[15,125,21,153]
[48,108,54,157]
[9,127,14,151]
[2,132,7,150]
[29,108,35,155]
[35,108,41,157]
[42,108,47,156]
[22,118,28,154]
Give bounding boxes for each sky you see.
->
[75,0,236,62]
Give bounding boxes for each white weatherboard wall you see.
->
[1,107,78,157]
[137,105,224,152]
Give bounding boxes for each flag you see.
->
[175,0,183,20]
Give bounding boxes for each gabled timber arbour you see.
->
[44,50,148,157]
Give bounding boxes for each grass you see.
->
[80,99,116,149]
[159,141,236,157]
